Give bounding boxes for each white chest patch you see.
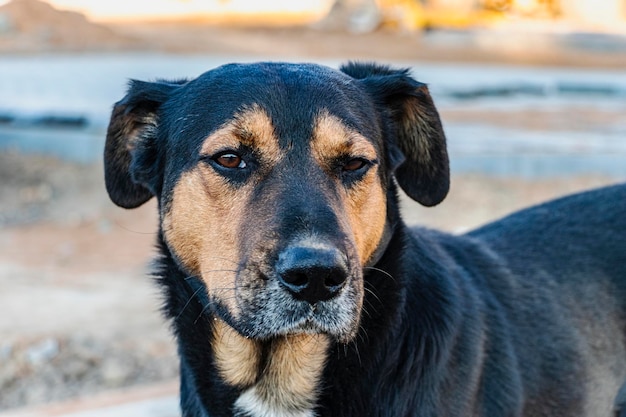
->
[234,387,316,417]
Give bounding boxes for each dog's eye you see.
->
[214,153,247,169]
[342,158,368,172]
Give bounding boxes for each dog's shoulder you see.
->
[402,182,626,319]
[468,183,626,252]
[464,183,626,300]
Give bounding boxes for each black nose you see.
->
[276,244,349,304]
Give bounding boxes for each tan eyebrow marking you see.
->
[200,104,282,166]
[310,109,378,166]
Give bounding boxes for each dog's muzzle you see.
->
[229,239,363,343]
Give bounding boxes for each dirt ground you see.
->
[1,4,625,411]
[0,152,176,409]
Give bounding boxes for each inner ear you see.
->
[104,80,182,209]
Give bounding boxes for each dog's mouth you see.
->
[281,301,359,339]
[248,297,361,344]
[211,272,363,344]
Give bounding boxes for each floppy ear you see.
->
[104,80,181,209]
[340,62,449,207]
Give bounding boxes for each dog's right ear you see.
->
[104,80,182,209]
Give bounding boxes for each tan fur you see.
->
[311,110,378,166]
[238,334,330,413]
[213,318,262,387]
[200,104,282,165]
[162,169,207,276]
[163,105,283,317]
[162,167,243,316]
[214,323,330,414]
[311,110,387,264]
[214,321,331,414]
[343,174,387,264]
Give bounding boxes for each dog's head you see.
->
[104,62,448,343]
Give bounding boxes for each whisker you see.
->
[183,275,201,281]
[209,292,238,301]
[182,267,238,282]
[194,303,212,325]
[361,301,373,319]
[364,266,395,281]
[175,287,203,322]
[113,220,158,235]
[353,340,363,366]
[207,269,239,273]
[282,334,296,355]
[355,320,366,344]
[198,256,241,266]
[211,287,238,292]
[358,323,370,345]
[364,286,383,306]
[363,301,380,320]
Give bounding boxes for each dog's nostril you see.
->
[282,270,310,288]
[325,273,346,289]
[276,244,349,304]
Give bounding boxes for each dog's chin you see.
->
[227,300,361,344]
[279,316,359,344]
[255,319,358,344]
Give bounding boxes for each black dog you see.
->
[104,62,626,417]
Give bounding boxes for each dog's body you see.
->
[104,62,626,417]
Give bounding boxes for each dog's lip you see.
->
[268,320,337,341]
[273,306,356,341]
[280,308,322,332]
[285,318,324,335]
[233,304,346,340]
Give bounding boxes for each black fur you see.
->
[104,61,626,417]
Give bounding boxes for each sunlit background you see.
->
[20,0,331,23]
[0,0,625,415]
[1,0,625,27]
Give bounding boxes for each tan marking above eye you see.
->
[200,104,282,167]
[310,109,378,170]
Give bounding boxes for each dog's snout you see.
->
[276,245,348,304]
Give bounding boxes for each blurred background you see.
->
[0,0,625,415]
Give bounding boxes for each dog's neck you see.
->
[212,318,329,417]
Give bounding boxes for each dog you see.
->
[104,61,626,417]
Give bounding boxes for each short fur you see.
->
[104,61,626,417]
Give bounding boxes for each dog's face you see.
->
[104,62,448,343]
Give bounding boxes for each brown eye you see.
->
[215,153,246,169]
[343,158,367,172]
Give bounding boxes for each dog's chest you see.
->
[213,320,330,417]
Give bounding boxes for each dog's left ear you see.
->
[104,80,182,209]
[341,62,449,207]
